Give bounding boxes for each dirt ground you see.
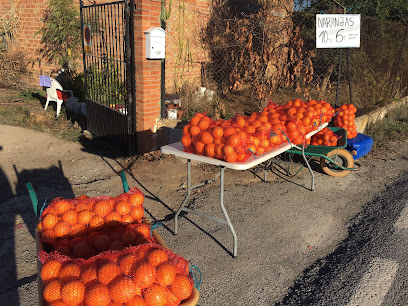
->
[1,123,408,305]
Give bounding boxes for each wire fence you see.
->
[163,0,408,118]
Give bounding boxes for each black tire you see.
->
[320,148,354,177]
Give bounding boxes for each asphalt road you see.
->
[276,172,408,306]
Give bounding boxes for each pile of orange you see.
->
[39,244,193,306]
[52,223,153,259]
[310,128,339,146]
[182,99,335,162]
[333,104,358,139]
[37,188,145,243]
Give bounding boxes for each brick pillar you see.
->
[134,0,162,153]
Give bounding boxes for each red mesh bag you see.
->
[37,187,145,243]
[333,104,358,139]
[51,223,154,259]
[310,127,341,146]
[38,243,193,305]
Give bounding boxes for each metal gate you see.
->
[80,0,136,155]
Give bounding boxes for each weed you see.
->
[0,104,82,142]
[366,103,408,149]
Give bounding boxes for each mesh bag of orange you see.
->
[37,187,145,243]
[51,223,154,259]
[38,243,194,305]
[181,99,335,162]
[310,127,340,146]
[333,104,358,139]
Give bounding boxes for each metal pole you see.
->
[335,49,343,108]
[79,1,88,102]
[174,159,191,234]
[347,48,354,105]
[219,166,238,257]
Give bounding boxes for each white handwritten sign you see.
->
[316,14,360,48]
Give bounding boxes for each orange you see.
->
[182,124,191,136]
[77,210,94,225]
[59,262,81,281]
[122,230,137,245]
[135,223,150,239]
[197,118,210,130]
[109,276,137,303]
[132,262,156,288]
[223,127,236,137]
[121,214,134,225]
[170,274,193,301]
[204,143,215,157]
[194,141,205,154]
[211,126,223,139]
[164,287,181,305]
[156,263,176,287]
[53,221,70,238]
[89,215,105,231]
[200,131,213,144]
[61,280,85,305]
[189,116,201,126]
[85,283,111,306]
[227,134,240,147]
[130,207,144,221]
[235,116,246,128]
[143,284,168,306]
[189,125,200,136]
[173,258,190,275]
[98,262,122,285]
[54,200,72,215]
[75,201,91,212]
[258,115,268,123]
[215,144,224,157]
[224,151,238,163]
[93,234,112,251]
[105,211,122,227]
[129,192,144,207]
[69,223,87,238]
[81,264,98,286]
[43,279,62,303]
[245,125,256,134]
[115,201,132,215]
[42,213,59,230]
[147,248,169,267]
[125,295,146,306]
[41,229,55,241]
[62,209,78,226]
[119,254,139,276]
[223,145,234,156]
[93,200,113,218]
[181,135,192,147]
[286,121,298,132]
[73,241,94,259]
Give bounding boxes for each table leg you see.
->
[300,145,315,191]
[219,166,238,257]
[174,159,192,235]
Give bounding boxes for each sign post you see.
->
[316,14,361,107]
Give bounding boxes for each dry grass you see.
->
[0,89,83,142]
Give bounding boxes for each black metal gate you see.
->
[80,0,136,155]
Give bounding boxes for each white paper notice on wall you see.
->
[316,14,360,48]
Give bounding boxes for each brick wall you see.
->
[164,0,212,94]
[133,0,162,153]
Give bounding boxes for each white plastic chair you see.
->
[44,77,73,117]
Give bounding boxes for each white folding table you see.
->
[160,123,327,257]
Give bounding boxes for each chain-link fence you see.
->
[162,0,408,118]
